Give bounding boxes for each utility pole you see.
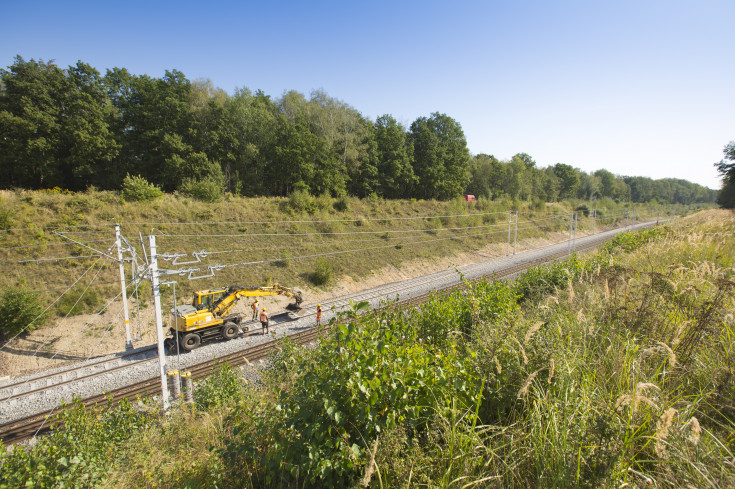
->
[149,235,170,411]
[513,211,518,255]
[568,213,573,253]
[592,209,596,234]
[506,211,512,256]
[116,224,133,350]
[573,212,578,251]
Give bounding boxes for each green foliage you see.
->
[179,175,223,202]
[0,288,46,341]
[515,254,602,302]
[309,257,333,286]
[222,300,483,487]
[602,225,670,254]
[194,362,244,409]
[121,174,163,202]
[715,140,735,208]
[0,205,14,230]
[409,113,470,200]
[286,189,318,214]
[0,397,154,488]
[333,195,350,212]
[56,288,102,316]
[0,56,719,204]
[575,204,590,217]
[412,277,520,343]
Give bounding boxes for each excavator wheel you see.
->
[181,332,201,351]
[221,322,239,340]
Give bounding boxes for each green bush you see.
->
[179,176,223,202]
[121,174,163,202]
[222,301,483,487]
[0,288,47,342]
[602,225,670,254]
[515,254,603,302]
[0,397,154,488]
[333,196,350,212]
[309,257,333,286]
[56,288,102,316]
[287,189,318,214]
[194,363,243,410]
[0,206,14,230]
[315,191,332,211]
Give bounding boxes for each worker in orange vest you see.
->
[260,307,269,334]
[316,304,322,326]
[251,298,259,320]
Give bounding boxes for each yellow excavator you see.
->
[167,283,303,351]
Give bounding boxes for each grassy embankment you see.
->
[1,209,732,488]
[0,188,681,325]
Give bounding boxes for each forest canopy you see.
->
[0,56,717,205]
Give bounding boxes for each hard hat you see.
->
[262,307,266,311]
[255,298,259,302]
[317,304,321,307]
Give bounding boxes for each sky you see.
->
[2,0,733,189]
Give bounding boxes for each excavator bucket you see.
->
[285,302,302,312]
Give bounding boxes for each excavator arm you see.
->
[211,283,303,317]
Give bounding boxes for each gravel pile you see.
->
[0,222,657,424]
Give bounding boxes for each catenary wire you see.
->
[119,210,515,226]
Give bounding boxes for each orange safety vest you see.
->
[252,302,258,311]
[260,311,268,322]
[316,308,322,319]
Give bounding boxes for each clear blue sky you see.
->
[2,0,733,189]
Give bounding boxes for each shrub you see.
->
[309,257,333,286]
[0,288,47,342]
[179,176,223,202]
[576,204,590,217]
[315,191,332,210]
[194,363,243,410]
[0,206,13,230]
[287,189,318,214]
[515,254,603,302]
[221,301,483,487]
[56,288,102,316]
[121,174,163,202]
[0,397,154,488]
[602,226,670,254]
[333,195,350,212]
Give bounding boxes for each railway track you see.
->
[0,222,655,444]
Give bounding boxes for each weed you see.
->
[309,257,333,286]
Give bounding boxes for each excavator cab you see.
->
[192,288,228,310]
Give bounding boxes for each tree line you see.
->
[714,141,735,208]
[0,56,717,205]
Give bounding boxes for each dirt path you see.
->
[0,232,570,378]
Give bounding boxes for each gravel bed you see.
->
[0,222,656,425]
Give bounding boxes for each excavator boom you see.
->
[212,284,303,317]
